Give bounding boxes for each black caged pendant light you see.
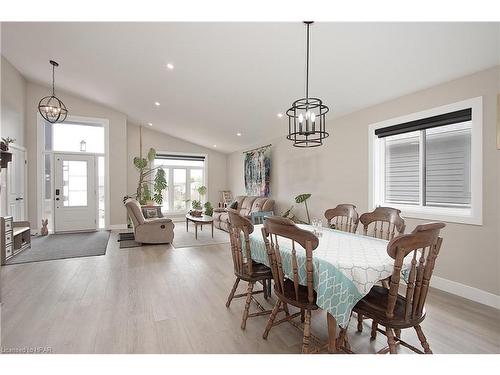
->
[286,21,329,147]
[38,60,68,123]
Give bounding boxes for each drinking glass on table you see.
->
[317,219,323,237]
[311,217,319,236]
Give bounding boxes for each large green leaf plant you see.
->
[123,147,167,205]
[281,193,312,224]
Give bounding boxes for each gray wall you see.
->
[228,66,500,296]
[1,56,25,147]
[0,56,26,217]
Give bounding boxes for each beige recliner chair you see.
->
[125,199,175,244]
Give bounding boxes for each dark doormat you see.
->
[118,232,135,241]
[117,232,142,249]
[5,231,111,265]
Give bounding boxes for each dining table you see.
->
[247,223,407,353]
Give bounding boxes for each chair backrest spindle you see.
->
[324,204,359,233]
[228,209,255,275]
[385,222,445,322]
[261,216,319,305]
[359,206,406,240]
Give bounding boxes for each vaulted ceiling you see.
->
[2,22,498,153]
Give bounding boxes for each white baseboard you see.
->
[431,276,500,309]
[108,224,128,230]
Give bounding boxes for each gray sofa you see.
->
[212,195,275,232]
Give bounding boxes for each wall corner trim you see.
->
[431,276,500,310]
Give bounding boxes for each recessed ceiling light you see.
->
[213,144,217,148]
[148,122,153,127]
[236,133,242,136]
[277,113,284,118]
[154,101,160,106]
[166,63,174,70]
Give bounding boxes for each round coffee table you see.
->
[185,214,214,240]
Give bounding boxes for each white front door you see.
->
[7,146,27,221]
[54,153,97,232]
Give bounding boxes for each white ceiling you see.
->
[1,22,499,153]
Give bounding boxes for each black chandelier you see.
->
[286,21,329,147]
[38,60,68,123]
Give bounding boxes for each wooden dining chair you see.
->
[260,216,321,354]
[357,206,406,333]
[251,210,274,225]
[352,222,445,354]
[226,210,273,329]
[359,206,406,240]
[324,204,359,233]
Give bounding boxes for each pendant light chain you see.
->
[285,21,330,148]
[37,60,68,123]
[52,63,56,96]
[305,22,310,103]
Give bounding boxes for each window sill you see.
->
[376,203,482,226]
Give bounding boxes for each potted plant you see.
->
[188,185,209,217]
[190,199,203,217]
[281,205,307,224]
[0,137,15,169]
[1,137,15,151]
[197,185,207,202]
[204,201,214,216]
[281,193,312,224]
[295,193,312,224]
[123,147,167,206]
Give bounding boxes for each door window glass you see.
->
[62,160,88,206]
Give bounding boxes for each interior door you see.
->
[54,153,97,232]
[7,147,26,221]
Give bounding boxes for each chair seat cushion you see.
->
[275,278,318,309]
[353,285,426,328]
[237,260,272,280]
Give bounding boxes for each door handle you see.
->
[15,197,23,201]
[56,198,60,201]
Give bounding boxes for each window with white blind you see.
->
[369,97,482,225]
[153,153,207,214]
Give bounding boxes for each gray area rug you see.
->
[6,231,110,265]
[172,221,230,249]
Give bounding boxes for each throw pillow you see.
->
[229,201,238,209]
[143,208,159,219]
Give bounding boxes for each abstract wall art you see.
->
[244,145,271,197]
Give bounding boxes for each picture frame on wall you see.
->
[497,94,500,150]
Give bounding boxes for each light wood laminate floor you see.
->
[1,231,499,354]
